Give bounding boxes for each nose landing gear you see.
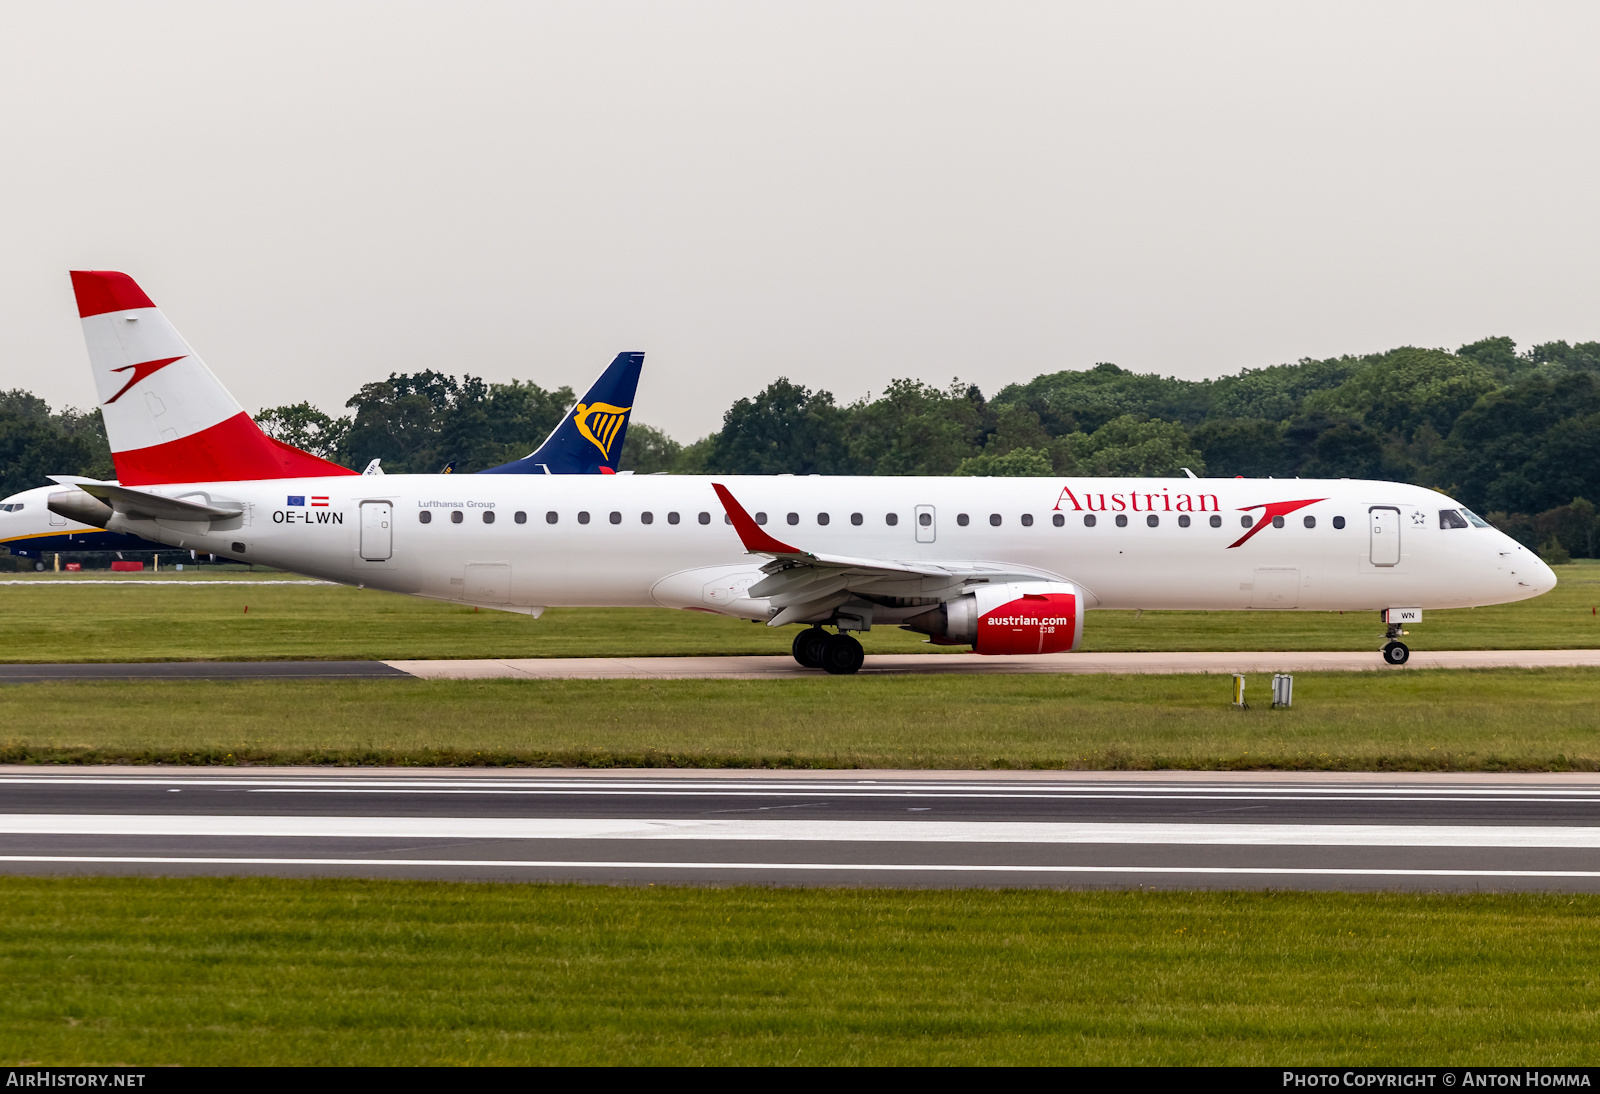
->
[1381,617,1411,665]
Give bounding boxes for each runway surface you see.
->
[6,767,1600,891]
[5,649,1599,682]
[385,649,1600,679]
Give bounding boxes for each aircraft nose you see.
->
[1533,556,1559,595]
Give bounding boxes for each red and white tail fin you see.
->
[70,271,357,486]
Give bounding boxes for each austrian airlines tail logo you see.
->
[1228,498,1327,548]
[573,401,631,460]
[106,356,185,404]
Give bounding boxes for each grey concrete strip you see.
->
[383,649,1600,680]
[0,661,414,682]
[4,649,1596,684]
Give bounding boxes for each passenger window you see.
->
[1209,515,1222,528]
[1241,515,1253,528]
[419,510,432,524]
[724,514,732,525]
[787,512,799,525]
[514,511,527,524]
[1084,514,1096,527]
[641,512,653,525]
[698,512,710,525]
[546,511,558,524]
[1439,509,1469,530]
[1178,514,1190,528]
[1052,514,1064,527]
[1333,516,1346,529]
[919,512,933,527]
[1020,513,1033,527]
[885,513,898,526]
[817,513,829,526]
[1303,515,1315,528]
[1271,516,1284,529]
[668,512,681,525]
[482,510,495,524]
[451,510,463,524]
[578,511,591,525]
[1146,514,1158,527]
[851,513,863,526]
[1115,514,1128,527]
[609,511,622,525]
[755,512,768,525]
[989,514,1001,527]
[957,513,970,527]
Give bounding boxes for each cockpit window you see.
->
[0,503,22,512]
[1461,509,1491,528]
[1439,509,1469,530]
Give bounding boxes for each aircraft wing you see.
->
[711,483,1071,625]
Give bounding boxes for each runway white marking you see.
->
[9,815,1600,847]
[2,855,1598,879]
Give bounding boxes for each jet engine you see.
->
[904,581,1083,655]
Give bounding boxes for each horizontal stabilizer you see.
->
[72,482,242,522]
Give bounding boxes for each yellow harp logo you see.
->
[573,402,632,460]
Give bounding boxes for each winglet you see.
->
[712,483,809,556]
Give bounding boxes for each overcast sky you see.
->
[2,1,1597,442]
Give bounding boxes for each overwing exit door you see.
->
[360,501,393,561]
[915,505,936,543]
[1369,506,1400,566]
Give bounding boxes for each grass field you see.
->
[3,560,1598,662]
[6,668,1600,769]
[4,877,1598,1065]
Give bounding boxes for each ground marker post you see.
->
[1232,674,1247,709]
[1272,674,1293,709]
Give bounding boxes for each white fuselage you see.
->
[87,474,1556,622]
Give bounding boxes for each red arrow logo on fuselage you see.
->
[105,356,185,404]
[1227,498,1328,548]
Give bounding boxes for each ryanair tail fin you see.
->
[479,352,644,475]
[69,271,358,486]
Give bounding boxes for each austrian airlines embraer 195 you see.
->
[46,271,1556,673]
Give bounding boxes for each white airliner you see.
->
[42,271,1557,673]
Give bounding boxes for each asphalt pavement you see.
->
[5,767,1600,891]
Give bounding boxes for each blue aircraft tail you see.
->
[479,352,644,475]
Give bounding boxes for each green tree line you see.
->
[6,335,1600,557]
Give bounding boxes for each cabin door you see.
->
[360,501,393,561]
[1369,506,1401,567]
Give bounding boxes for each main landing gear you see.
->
[792,627,865,675]
[1382,620,1410,665]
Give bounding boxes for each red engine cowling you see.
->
[903,581,1083,655]
[975,590,1080,655]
